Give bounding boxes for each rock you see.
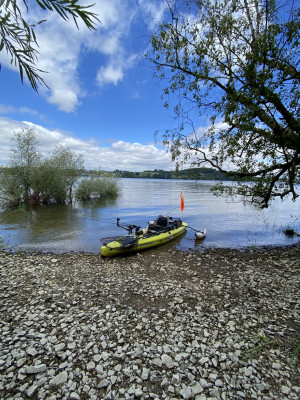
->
[180,387,192,399]
[161,354,174,369]
[49,371,68,387]
[191,383,203,396]
[26,384,38,397]
[70,393,81,400]
[86,361,95,371]
[25,364,47,374]
[97,379,110,389]
[0,248,299,400]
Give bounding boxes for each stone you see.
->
[70,393,81,400]
[49,371,68,387]
[161,354,174,369]
[97,379,110,389]
[25,364,47,374]
[86,361,95,371]
[26,384,38,397]
[0,249,299,400]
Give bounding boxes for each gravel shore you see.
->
[0,245,299,400]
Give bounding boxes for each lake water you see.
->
[0,178,299,253]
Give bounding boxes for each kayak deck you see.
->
[101,221,187,257]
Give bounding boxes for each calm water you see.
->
[0,179,299,253]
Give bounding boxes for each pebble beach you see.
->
[0,245,299,399]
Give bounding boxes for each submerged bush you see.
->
[1,129,84,208]
[75,177,120,201]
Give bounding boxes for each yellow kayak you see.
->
[101,216,187,257]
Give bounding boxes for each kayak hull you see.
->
[101,222,187,257]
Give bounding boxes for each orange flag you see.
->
[180,192,184,211]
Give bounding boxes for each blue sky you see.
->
[0,0,179,171]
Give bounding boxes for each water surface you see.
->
[0,179,299,253]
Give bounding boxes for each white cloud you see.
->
[0,104,47,121]
[96,65,124,86]
[138,0,168,30]
[0,117,173,171]
[1,1,166,113]
[1,0,141,112]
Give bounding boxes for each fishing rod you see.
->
[76,212,118,226]
[164,206,179,216]
[77,212,141,234]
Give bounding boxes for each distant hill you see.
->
[86,167,236,181]
[0,166,237,181]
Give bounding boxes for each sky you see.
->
[0,0,182,171]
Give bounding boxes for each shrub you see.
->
[75,177,120,201]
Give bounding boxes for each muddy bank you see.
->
[0,245,299,399]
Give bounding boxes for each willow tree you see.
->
[50,145,84,202]
[150,0,300,207]
[0,129,85,207]
[0,0,99,91]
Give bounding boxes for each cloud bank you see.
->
[0,117,172,171]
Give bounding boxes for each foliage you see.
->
[4,128,41,204]
[30,158,68,204]
[75,177,120,201]
[0,129,85,207]
[98,167,237,180]
[0,0,99,91]
[0,235,8,250]
[50,145,84,201]
[0,167,24,207]
[245,330,300,380]
[150,0,300,208]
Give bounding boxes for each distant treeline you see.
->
[0,166,237,181]
[84,167,236,181]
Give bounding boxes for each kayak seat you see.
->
[156,216,169,227]
[148,215,174,233]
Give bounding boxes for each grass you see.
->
[245,332,279,360]
[0,236,8,251]
[245,329,300,383]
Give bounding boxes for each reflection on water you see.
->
[0,179,299,253]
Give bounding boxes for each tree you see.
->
[150,0,300,207]
[0,0,99,91]
[9,128,41,203]
[0,129,85,207]
[50,145,84,202]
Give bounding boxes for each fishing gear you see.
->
[187,225,207,239]
[117,218,141,234]
[77,213,142,234]
[76,212,119,226]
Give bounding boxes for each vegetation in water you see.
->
[0,236,8,251]
[0,129,120,208]
[75,177,120,201]
[283,215,300,237]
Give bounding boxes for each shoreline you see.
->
[0,245,299,399]
[2,240,300,256]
